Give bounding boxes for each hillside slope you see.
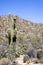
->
[0,14,43,60]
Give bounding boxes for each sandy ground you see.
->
[29,63,43,65]
[15,55,43,65]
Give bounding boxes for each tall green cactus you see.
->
[7,14,17,60]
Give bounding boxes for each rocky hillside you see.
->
[0,14,43,65]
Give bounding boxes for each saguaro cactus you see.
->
[7,14,17,60]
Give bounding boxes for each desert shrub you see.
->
[23,55,29,63]
[37,50,43,59]
[0,45,8,59]
[0,50,6,58]
[30,36,41,48]
[15,51,21,57]
[25,49,37,58]
[26,59,32,64]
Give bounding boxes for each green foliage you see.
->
[37,50,43,60]
[26,59,32,64]
[15,51,21,57]
[0,37,6,43]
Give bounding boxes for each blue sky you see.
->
[0,0,43,23]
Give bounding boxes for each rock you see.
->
[40,60,43,64]
[31,58,39,64]
[12,61,18,65]
[0,58,11,65]
[23,55,29,63]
